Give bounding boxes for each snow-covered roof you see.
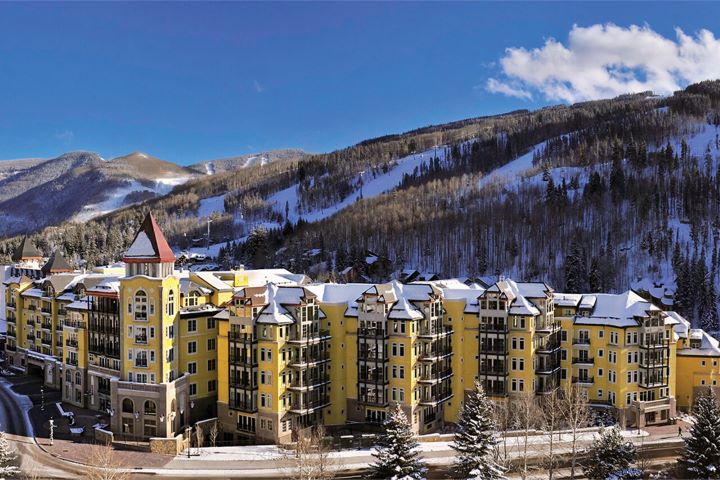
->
[122,213,176,263]
[21,288,43,298]
[192,272,234,292]
[554,293,582,307]
[66,297,90,310]
[180,278,212,295]
[573,291,659,327]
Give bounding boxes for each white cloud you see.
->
[487,24,720,103]
[253,79,265,93]
[485,78,532,100]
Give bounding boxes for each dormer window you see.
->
[187,291,201,307]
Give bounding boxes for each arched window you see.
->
[187,290,201,307]
[144,400,157,415]
[167,290,175,316]
[75,372,81,385]
[122,398,134,413]
[134,290,148,321]
[65,370,71,382]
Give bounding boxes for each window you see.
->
[561,331,568,342]
[134,290,148,321]
[598,368,604,377]
[167,290,175,316]
[208,359,216,371]
[188,362,197,374]
[207,318,216,330]
[261,394,271,408]
[519,358,525,371]
[187,291,201,307]
[598,330,604,338]
[561,349,567,361]
[188,319,197,332]
[187,341,197,354]
[519,338,525,350]
[561,368,567,379]
[208,380,217,392]
[189,383,197,396]
[597,389,603,398]
[167,325,174,339]
[207,338,216,351]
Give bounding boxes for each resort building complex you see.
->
[3,213,720,445]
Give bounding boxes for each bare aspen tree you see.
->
[513,391,539,479]
[539,388,563,480]
[195,426,205,455]
[209,421,219,448]
[85,441,130,480]
[561,384,591,480]
[491,399,514,472]
[292,425,334,480]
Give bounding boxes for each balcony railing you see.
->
[572,376,594,384]
[134,335,148,345]
[5,344,16,352]
[41,322,52,330]
[6,317,16,324]
[480,323,509,333]
[572,337,591,346]
[359,375,388,384]
[536,341,561,353]
[289,398,330,414]
[479,346,508,355]
[418,370,453,384]
[41,307,52,314]
[63,319,86,329]
[572,357,594,365]
[230,399,258,413]
[135,359,148,368]
[479,366,508,376]
[288,375,330,390]
[26,334,35,341]
[418,325,453,338]
[65,357,78,366]
[66,339,78,348]
[357,327,389,338]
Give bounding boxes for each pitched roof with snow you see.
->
[123,213,176,264]
[483,278,543,316]
[233,284,319,325]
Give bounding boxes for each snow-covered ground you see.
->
[478,144,542,189]
[268,147,443,224]
[73,176,191,222]
[197,194,226,217]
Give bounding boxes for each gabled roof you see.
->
[42,252,74,274]
[12,237,43,262]
[123,213,176,264]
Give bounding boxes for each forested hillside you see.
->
[3,80,720,330]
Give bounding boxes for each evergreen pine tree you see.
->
[367,403,427,480]
[581,427,636,480]
[451,382,506,479]
[682,392,720,478]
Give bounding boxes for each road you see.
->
[0,377,84,479]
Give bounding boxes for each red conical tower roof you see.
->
[122,213,176,264]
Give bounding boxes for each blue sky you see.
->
[0,2,718,165]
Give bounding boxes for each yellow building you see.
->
[672,312,720,411]
[555,291,676,427]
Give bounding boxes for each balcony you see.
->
[418,325,453,339]
[28,305,37,311]
[41,337,52,347]
[359,353,388,363]
[572,376,594,385]
[572,337,591,346]
[359,375,389,385]
[230,399,258,413]
[572,357,595,365]
[534,320,559,333]
[479,365,508,376]
[134,335,148,345]
[62,319,81,329]
[6,316,16,325]
[479,346,508,355]
[287,329,330,345]
[357,327,389,339]
[5,344,16,352]
[419,390,453,406]
[66,339,78,348]
[480,322,509,333]
[65,357,78,366]
[26,334,35,342]
[41,307,52,315]
[55,341,63,349]
[289,350,330,368]
[419,350,452,362]
[536,341,561,354]
[41,322,52,331]
[55,323,63,331]
[289,398,330,415]
[287,375,330,392]
[536,362,561,374]
[640,358,666,368]
[134,359,148,368]
[360,393,388,406]
[229,354,258,367]
[418,370,453,385]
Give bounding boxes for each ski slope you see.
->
[268,147,445,223]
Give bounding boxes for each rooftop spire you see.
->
[42,251,74,274]
[11,236,43,262]
[122,212,176,264]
